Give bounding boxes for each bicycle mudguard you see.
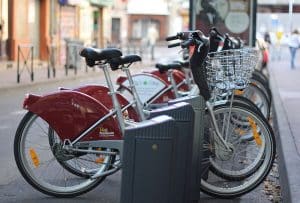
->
[73,85,140,122]
[117,73,175,104]
[23,90,122,141]
[147,69,190,91]
[116,75,127,85]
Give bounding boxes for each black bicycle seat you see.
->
[173,60,189,68]
[109,55,142,70]
[80,47,122,67]
[155,63,182,73]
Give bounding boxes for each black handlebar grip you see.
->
[166,35,178,41]
[181,39,194,49]
[168,42,181,48]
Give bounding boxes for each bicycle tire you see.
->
[209,101,273,179]
[48,128,116,178]
[14,112,110,198]
[241,83,271,119]
[200,102,276,198]
[253,70,269,87]
[251,73,272,105]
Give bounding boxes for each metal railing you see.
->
[17,44,34,83]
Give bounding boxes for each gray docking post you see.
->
[168,95,205,202]
[120,115,178,203]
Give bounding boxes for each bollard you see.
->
[121,115,180,203]
[168,95,205,202]
[148,102,195,203]
[47,44,57,78]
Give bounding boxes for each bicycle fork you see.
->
[206,101,233,152]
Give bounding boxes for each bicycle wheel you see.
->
[241,83,271,119]
[253,70,269,88]
[200,102,275,198]
[233,95,265,118]
[48,128,116,178]
[251,74,272,104]
[14,112,114,197]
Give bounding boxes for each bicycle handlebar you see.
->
[167,42,181,48]
[166,30,211,101]
[166,35,179,41]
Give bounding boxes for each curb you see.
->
[269,68,300,203]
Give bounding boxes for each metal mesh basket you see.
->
[206,48,258,93]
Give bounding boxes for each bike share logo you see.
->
[99,127,114,137]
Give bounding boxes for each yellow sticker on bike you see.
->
[29,148,40,168]
[247,117,262,146]
[234,90,244,95]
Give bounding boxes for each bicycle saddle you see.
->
[109,54,142,70]
[80,47,122,67]
[172,60,189,68]
[155,63,182,73]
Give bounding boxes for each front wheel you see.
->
[14,112,113,197]
[200,102,276,198]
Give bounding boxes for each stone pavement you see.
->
[269,53,300,203]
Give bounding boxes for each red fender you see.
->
[117,73,176,104]
[116,76,127,85]
[23,91,122,141]
[147,70,189,91]
[73,85,140,122]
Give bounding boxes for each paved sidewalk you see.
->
[0,58,157,91]
[269,56,300,203]
[0,46,180,91]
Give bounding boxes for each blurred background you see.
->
[0,0,298,65]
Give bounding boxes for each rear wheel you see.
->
[48,128,115,178]
[14,112,114,197]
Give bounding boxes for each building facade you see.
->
[0,0,8,59]
[127,0,169,43]
[6,0,115,63]
[4,0,186,62]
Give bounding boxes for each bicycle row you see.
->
[14,28,275,200]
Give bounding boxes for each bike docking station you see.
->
[120,101,203,203]
[168,95,205,202]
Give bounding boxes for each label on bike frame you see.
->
[99,127,114,137]
[123,75,166,104]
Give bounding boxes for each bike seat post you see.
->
[101,64,125,133]
[168,70,179,98]
[122,66,146,121]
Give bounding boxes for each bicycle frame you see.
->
[117,68,198,108]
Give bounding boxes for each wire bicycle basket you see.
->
[206,48,258,95]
